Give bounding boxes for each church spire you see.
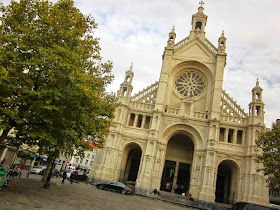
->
[189,1,208,40]
[128,63,133,72]
[124,63,134,84]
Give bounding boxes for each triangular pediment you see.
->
[173,37,217,60]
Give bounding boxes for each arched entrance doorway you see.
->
[160,134,194,194]
[120,143,142,183]
[215,160,239,204]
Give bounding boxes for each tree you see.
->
[256,123,280,190]
[0,0,115,175]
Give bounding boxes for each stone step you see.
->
[136,190,232,210]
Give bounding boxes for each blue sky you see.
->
[3,0,280,127]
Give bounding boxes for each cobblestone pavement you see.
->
[0,171,195,210]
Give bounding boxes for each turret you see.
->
[218,31,227,53]
[248,79,265,124]
[189,1,208,40]
[167,26,176,48]
[117,63,134,100]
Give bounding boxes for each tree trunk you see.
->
[42,156,54,182]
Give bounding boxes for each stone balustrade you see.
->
[204,38,218,53]
[130,101,155,110]
[166,107,180,115]
[193,111,208,119]
[174,37,189,49]
[220,114,247,124]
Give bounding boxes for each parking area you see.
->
[0,171,195,210]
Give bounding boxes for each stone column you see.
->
[141,115,147,129]
[198,151,217,202]
[241,131,246,145]
[133,114,139,127]
[136,140,156,192]
[224,128,229,143]
[119,109,124,123]
[126,113,131,126]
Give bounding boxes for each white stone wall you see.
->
[90,5,269,205]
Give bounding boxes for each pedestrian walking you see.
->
[70,173,74,184]
[14,167,19,177]
[18,169,21,178]
[62,171,67,184]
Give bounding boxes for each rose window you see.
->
[175,70,206,98]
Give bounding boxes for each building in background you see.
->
[90,2,269,205]
[0,147,17,170]
[54,142,97,174]
[69,142,97,174]
[0,144,38,171]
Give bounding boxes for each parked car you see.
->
[66,170,78,179]
[232,201,280,210]
[30,167,43,174]
[39,168,46,175]
[96,181,133,195]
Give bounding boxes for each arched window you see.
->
[195,21,202,29]
[122,87,127,96]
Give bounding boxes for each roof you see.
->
[87,142,97,149]
[82,141,97,149]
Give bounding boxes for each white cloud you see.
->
[3,0,280,127]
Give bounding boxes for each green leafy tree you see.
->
[256,123,280,190]
[0,0,115,176]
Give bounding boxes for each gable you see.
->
[173,37,217,60]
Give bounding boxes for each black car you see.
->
[232,202,280,210]
[96,181,133,195]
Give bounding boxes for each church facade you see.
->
[90,4,269,204]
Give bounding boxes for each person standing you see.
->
[166,182,171,192]
[62,171,67,184]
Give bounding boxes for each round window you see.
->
[175,70,206,98]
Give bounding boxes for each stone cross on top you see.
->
[199,1,205,7]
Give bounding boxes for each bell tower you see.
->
[218,31,227,53]
[117,63,134,102]
[189,1,208,40]
[248,79,265,125]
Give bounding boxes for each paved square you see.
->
[0,171,195,210]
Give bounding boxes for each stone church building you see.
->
[90,3,269,205]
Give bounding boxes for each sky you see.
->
[3,0,280,127]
